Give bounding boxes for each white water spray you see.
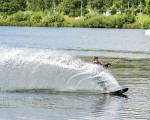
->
[0,46,121,92]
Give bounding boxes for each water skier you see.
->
[92,56,129,95]
[92,56,111,93]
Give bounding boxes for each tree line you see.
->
[0,0,150,29]
[0,0,150,16]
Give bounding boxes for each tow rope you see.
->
[110,41,150,65]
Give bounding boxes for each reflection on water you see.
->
[0,92,128,120]
[0,83,150,120]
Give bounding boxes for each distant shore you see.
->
[0,11,150,29]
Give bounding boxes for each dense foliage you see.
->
[0,0,148,16]
[0,0,26,15]
[0,0,150,28]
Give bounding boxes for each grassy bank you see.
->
[124,13,150,29]
[0,11,150,29]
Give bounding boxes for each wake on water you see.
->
[0,46,121,93]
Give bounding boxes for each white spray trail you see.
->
[0,46,121,92]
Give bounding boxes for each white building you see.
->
[116,10,121,14]
[103,10,112,16]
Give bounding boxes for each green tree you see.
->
[63,0,87,17]
[145,0,150,16]
[0,0,27,15]
[27,0,63,11]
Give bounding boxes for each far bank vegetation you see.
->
[0,0,150,29]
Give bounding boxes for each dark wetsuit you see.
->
[93,62,110,68]
[93,62,110,91]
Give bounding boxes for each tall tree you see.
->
[145,0,150,16]
[0,0,27,15]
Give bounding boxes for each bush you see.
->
[31,13,42,23]
[41,12,65,27]
[63,17,74,27]
[124,9,136,24]
[85,15,105,28]
[13,11,25,22]
[24,13,31,21]
[131,22,141,29]
[55,12,65,27]
[68,12,74,17]
[0,9,146,28]
[7,11,32,23]
[123,24,132,29]
[113,15,126,28]
[84,14,129,28]
[55,13,64,22]
[7,15,14,22]
[102,17,114,28]
[0,15,2,20]
[72,18,85,27]
[143,20,150,29]
[42,15,54,27]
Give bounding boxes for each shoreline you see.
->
[0,25,149,29]
[0,12,149,29]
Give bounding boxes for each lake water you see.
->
[0,27,150,120]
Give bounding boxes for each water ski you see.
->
[110,88,128,95]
